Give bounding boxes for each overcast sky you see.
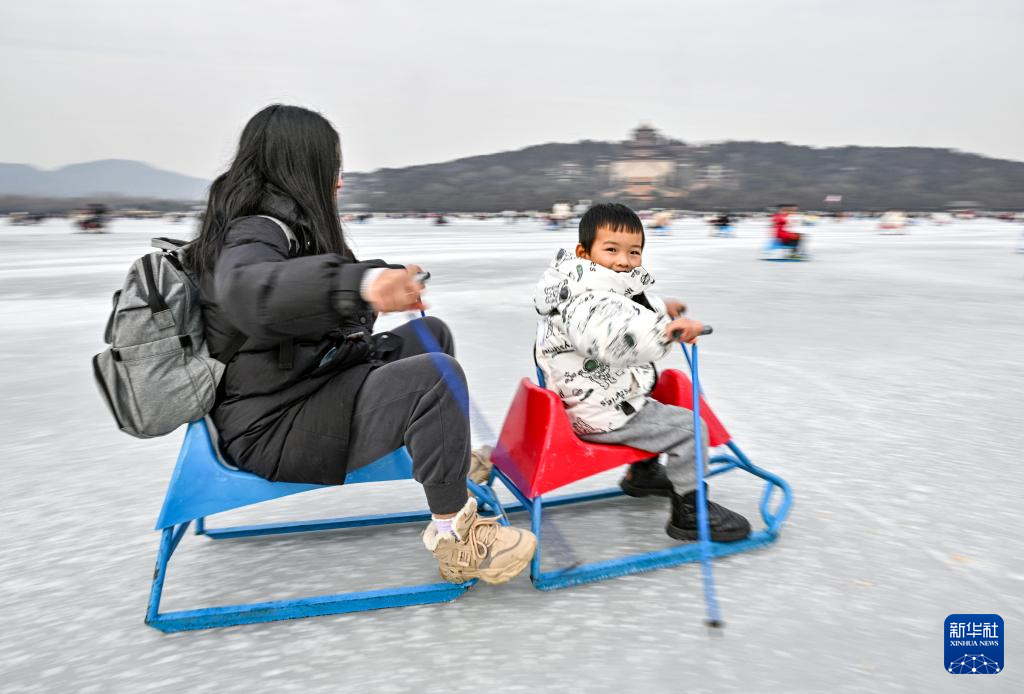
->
[1,0,1021,178]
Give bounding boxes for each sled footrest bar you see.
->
[202,508,436,540]
[201,487,631,540]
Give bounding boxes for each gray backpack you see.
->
[92,216,296,438]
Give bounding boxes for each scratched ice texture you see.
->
[1,216,1022,692]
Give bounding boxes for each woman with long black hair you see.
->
[190,104,535,584]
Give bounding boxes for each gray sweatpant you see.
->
[580,398,709,495]
[345,317,470,515]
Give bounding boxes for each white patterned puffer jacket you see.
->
[533,248,673,435]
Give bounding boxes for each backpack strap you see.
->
[141,254,175,329]
[277,338,294,370]
[257,215,299,255]
[215,217,295,371]
[218,332,248,365]
[151,237,189,251]
[259,216,299,370]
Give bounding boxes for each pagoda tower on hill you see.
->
[606,125,693,203]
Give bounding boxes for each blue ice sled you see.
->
[760,238,809,262]
[146,419,493,633]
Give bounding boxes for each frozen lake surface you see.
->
[2,216,1022,692]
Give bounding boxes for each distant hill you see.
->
[4,138,1023,212]
[341,139,1024,212]
[344,141,620,212]
[0,159,208,200]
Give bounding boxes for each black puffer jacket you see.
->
[200,214,393,484]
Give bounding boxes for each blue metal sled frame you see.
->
[144,421,502,633]
[146,519,476,633]
[146,432,791,629]
[484,441,793,591]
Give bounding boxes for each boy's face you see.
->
[576,225,644,273]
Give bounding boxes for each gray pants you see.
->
[580,398,709,495]
[346,317,470,515]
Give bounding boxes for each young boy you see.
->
[533,203,750,542]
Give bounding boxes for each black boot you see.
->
[619,458,674,498]
[667,487,751,542]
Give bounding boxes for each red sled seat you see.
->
[492,369,730,499]
[479,353,793,592]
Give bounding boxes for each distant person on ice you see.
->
[773,203,804,257]
[188,104,535,585]
[710,211,733,236]
[533,203,751,542]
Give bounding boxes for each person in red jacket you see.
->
[773,204,803,257]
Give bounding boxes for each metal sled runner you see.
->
[145,419,497,633]
[480,360,794,591]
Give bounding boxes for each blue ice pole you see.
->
[409,310,581,568]
[680,344,705,400]
[407,313,503,520]
[685,332,724,629]
[409,312,479,433]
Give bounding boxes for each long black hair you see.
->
[190,104,349,274]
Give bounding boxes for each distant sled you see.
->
[879,210,908,235]
[760,238,810,262]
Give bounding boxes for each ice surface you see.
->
[1,216,1022,692]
